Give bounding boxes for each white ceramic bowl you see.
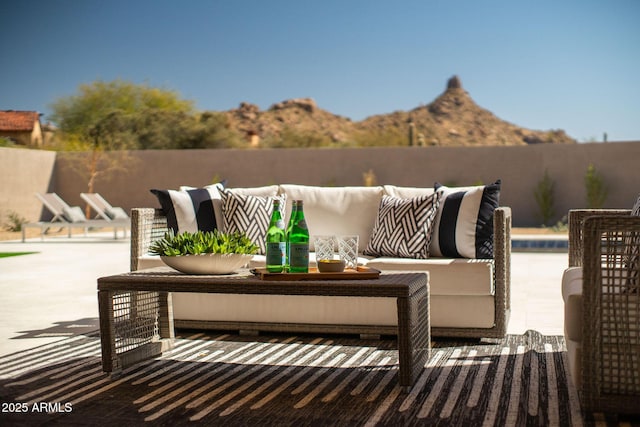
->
[160,253,253,275]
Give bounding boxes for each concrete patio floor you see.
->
[0,233,568,357]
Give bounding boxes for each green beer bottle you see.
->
[286,200,309,273]
[265,199,286,272]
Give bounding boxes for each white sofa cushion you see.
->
[173,294,399,326]
[278,184,383,252]
[562,267,583,342]
[431,295,495,328]
[171,293,495,329]
[383,185,436,199]
[365,257,494,296]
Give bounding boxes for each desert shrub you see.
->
[263,127,333,148]
[584,163,608,209]
[0,137,16,147]
[350,128,407,147]
[3,210,27,232]
[362,169,377,186]
[534,169,556,226]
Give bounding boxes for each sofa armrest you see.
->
[493,207,512,326]
[130,208,168,271]
[568,209,631,267]
[580,214,640,413]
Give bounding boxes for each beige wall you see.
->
[0,147,56,223]
[3,142,638,227]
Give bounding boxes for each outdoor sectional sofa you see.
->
[131,183,512,339]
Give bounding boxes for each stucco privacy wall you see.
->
[47,142,639,227]
[0,147,56,224]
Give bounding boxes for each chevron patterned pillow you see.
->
[220,190,287,255]
[364,193,440,259]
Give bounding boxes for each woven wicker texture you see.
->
[568,209,640,414]
[130,207,512,339]
[98,271,429,387]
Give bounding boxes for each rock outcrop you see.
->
[222,76,575,146]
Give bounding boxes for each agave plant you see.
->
[149,229,259,256]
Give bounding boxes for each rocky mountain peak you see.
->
[222,76,575,147]
[447,75,462,90]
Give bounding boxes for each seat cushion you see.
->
[365,257,494,296]
[278,185,384,252]
[62,206,87,223]
[565,337,582,389]
[562,267,583,342]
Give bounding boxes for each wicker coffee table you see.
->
[97,268,430,389]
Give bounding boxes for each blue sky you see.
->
[1,0,638,142]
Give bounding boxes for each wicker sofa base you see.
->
[174,316,508,340]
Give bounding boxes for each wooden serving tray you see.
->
[250,266,381,281]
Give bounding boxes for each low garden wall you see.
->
[2,142,638,227]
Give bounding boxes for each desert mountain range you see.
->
[223,76,575,147]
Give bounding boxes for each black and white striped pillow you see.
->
[364,193,440,259]
[430,180,501,259]
[220,190,287,255]
[150,183,224,233]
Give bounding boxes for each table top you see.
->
[98,267,428,298]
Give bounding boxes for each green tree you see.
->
[48,80,196,212]
[49,79,194,137]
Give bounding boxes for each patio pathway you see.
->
[0,233,568,357]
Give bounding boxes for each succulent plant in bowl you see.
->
[149,230,259,274]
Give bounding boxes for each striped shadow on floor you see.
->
[0,330,636,426]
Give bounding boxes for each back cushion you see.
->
[383,185,436,199]
[279,185,384,251]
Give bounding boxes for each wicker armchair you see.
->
[565,209,640,414]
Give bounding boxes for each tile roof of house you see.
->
[0,110,40,131]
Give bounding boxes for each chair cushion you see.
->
[220,190,286,255]
[430,180,501,259]
[366,257,494,296]
[562,267,583,342]
[278,185,383,252]
[105,206,129,220]
[364,193,439,259]
[62,206,86,223]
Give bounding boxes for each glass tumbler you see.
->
[314,235,336,263]
[337,235,359,270]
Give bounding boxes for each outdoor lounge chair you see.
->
[21,193,129,242]
[80,193,130,221]
[563,201,640,414]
